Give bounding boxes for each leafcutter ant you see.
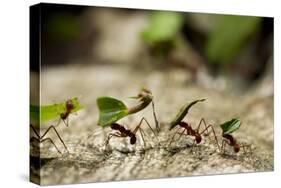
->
[30,98,83,154]
[104,117,158,147]
[168,99,220,149]
[97,88,159,148]
[219,118,249,154]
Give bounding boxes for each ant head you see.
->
[130,135,136,145]
[141,87,152,94]
[234,144,240,153]
[195,134,202,143]
[110,123,120,130]
[66,100,75,111]
[138,88,153,101]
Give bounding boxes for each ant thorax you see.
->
[60,100,75,119]
[109,123,137,145]
[222,134,236,145]
[110,123,135,137]
[66,100,74,112]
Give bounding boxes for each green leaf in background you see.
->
[206,15,261,64]
[220,118,241,134]
[142,11,184,45]
[30,97,84,125]
[97,97,129,127]
[48,13,81,41]
[170,99,206,130]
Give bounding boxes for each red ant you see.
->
[219,118,250,155]
[168,118,220,150]
[221,134,249,154]
[105,117,158,147]
[59,99,75,127]
[30,99,75,154]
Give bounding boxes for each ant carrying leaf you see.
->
[219,118,248,154]
[168,99,220,149]
[96,88,159,147]
[30,97,83,154]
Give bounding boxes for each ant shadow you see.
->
[219,150,254,164]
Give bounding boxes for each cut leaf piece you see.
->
[97,97,129,127]
[170,99,206,130]
[30,97,84,125]
[220,118,241,134]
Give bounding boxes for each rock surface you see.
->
[30,64,273,185]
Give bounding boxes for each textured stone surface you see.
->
[30,64,273,185]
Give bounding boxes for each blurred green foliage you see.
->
[48,13,81,41]
[142,11,184,45]
[206,15,262,64]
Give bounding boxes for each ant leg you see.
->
[240,143,252,154]
[152,100,160,132]
[40,138,62,154]
[168,127,185,147]
[139,127,146,147]
[190,139,197,152]
[40,125,69,153]
[61,118,69,127]
[133,117,158,142]
[221,139,227,154]
[30,124,40,139]
[104,133,122,146]
[196,118,210,136]
[30,124,63,154]
[30,135,62,154]
[240,143,254,163]
[200,124,220,150]
[241,144,247,153]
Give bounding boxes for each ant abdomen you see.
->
[130,135,136,144]
[195,134,202,143]
[234,144,240,153]
[66,100,74,111]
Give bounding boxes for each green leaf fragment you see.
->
[97,97,129,127]
[30,97,83,125]
[170,99,206,130]
[220,118,241,134]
